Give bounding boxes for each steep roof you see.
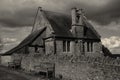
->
[32,7,100,39]
[44,11,72,37]
[2,27,46,55]
[82,16,101,39]
[44,10,100,39]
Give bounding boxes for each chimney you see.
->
[71,7,77,25]
[71,7,84,37]
[77,9,84,26]
[71,8,84,26]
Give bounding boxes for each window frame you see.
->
[87,42,93,52]
[63,40,71,52]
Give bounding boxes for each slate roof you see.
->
[82,16,101,39]
[43,10,100,39]
[44,11,72,37]
[2,27,46,55]
[32,7,100,39]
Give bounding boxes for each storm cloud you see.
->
[0,0,120,27]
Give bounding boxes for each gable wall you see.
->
[32,29,46,46]
[32,9,54,38]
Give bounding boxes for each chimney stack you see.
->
[71,7,84,37]
[71,8,84,26]
[77,9,84,26]
[71,7,77,25]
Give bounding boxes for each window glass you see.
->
[63,40,70,52]
[63,41,66,52]
[67,41,70,52]
[87,42,89,52]
[91,42,93,52]
[86,42,93,52]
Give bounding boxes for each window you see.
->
[87,42,89,52]
[63,40,70,52]
[63,41,66,52]
[91,42,93,52]
[67,41,70,52]
[87,42,93,52]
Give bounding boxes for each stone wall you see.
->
[21,47,45,71]
[21,54,55,71]
[82,41,103,57]
[45,38,55,55]
[74,40,84,56]
[55,56,120,80]
[20,53,120,80]
[56,40,73,56]
[93,42,103,57]
[55,61,120,80]
[55,62,89,80]
[55,40,102,58]
[1,56,12,66]
[56,40,63,55]
[93,42,102,53]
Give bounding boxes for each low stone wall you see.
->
[21,54,120,80]
[55,55,120,80]
[21,54,55,71]
[1,56,13,66]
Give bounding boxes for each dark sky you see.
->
[0,0,120,54]
[0,0,120,26]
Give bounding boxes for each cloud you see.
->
[0,25,32,53]
[102,36,120,49]
[0,0,119,27]
[90,20,120,38]
[3,38,17,43]
[102,36,120,54]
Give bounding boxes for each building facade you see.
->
[1,7,103,79]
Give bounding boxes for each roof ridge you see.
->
[44,10,70,17]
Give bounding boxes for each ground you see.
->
[0,65,47,80]
[0,66,29,80]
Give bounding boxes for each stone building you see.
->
[1,7,103,78]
